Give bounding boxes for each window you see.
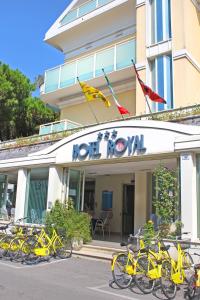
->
[65,169,84,211]
[0,174,17,221]
[150,0,171,44]
[150,54,173,112]
[24,168,49,224]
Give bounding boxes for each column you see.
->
[134,171,148,234]
[180,153,197,240]
[46,166,63,210]
[15,169,28,222]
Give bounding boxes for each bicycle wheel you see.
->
[112,253,133,289]
[134,256,155,294]
[22,241,40,265]
[187,274,196,299]
[160,260,177,300]
[54,238,72,259]
[9,237,25,262]
[0,235,13,258]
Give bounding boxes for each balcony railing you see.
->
[39,119,82,135]
[60,0,114,26]
[43,38,135,94]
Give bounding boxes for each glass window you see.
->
[150,54,173,112]
[65,169,84,211]
[157,56,164,111]
[156,0,163,42]
[98,0,113,6]
[0,174,17,221]
[60,9,77,26]
[77,55,94,81]
[60,62,76,88]
[45,68,60,93]
[151,0,171,44]
[116,40,135,70]
[24,168,49,224]
[78,0,96,17]
[95,47,114,77]
[166,54,173,109]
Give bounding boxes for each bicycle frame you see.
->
[170,243,188,284]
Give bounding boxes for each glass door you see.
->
[65,169,85,211]
[122,184,134,238]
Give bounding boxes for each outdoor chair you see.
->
[93,210,113,239]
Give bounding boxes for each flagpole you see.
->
[77,77,99,124]
[101,69,124,119]
[131,59,152,114]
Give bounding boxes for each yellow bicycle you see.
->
[160,240,193,299]
[21,227,72,264]
[133,239,171,294]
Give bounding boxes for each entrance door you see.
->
[65,169,85,211]
[122,184,134,238]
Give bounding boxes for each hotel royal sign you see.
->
[72,130,146,161]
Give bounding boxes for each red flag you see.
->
[117,104,129,115]
[133,63,166,104]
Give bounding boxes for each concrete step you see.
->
[72,243,124,261]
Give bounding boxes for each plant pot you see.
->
[72,237,83,251]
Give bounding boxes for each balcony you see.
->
[41,38,135,103]
[39,119,82,135]
[60,0,114,27]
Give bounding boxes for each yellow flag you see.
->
[79,82,111,107]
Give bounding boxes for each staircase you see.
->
[72,240,124,261]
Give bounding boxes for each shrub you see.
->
[152,165,179,224]
[45,200,92,243]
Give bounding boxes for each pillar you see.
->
[46,166,63,210]
[180,153,197,240]
[15,169,28,222]
[134,171,148,234]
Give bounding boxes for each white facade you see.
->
[1,120,200,240]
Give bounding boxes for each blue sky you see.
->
[0,1,71,85]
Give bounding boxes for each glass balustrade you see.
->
[60,0,113,26]
[44,39,135,94]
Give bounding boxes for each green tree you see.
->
[0,62,58,141]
